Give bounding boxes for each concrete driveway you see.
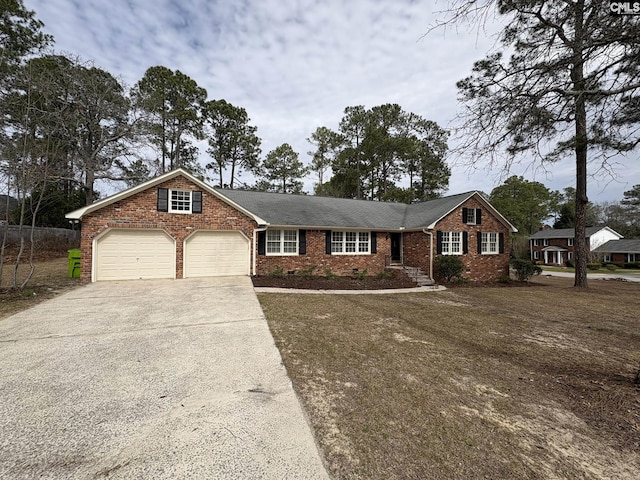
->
[0,277,329,479]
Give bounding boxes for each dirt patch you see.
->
[252,269,417,290]
[259,276,640,479]
[0,256,81,320]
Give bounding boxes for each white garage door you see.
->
[184,231,249,278]
[95,229,175,281]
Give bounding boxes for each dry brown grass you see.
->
[259,276,640,480]
[0,256,81,320]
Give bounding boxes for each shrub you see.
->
[376,271,392,280]
[565,259,575,268]
[605,263,617,271]
[510,259,542,282]
[352,269,368,280]
[587,262,602,271]
[298,264,317,278]
[624,262,640,269]
[434,255,464,283]
[324,268,337,279]
[496,274,513,284]
[269,265,284,278]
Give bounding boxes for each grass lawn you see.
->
[541,265,640,274]
[259,278,640,479]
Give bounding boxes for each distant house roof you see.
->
[67,168,518,232]
[530,226,622,239]
[594,239,640,254]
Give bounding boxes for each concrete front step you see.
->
[386,265,434,286]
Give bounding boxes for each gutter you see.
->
[422,228,434,280]
[252,226,268,276]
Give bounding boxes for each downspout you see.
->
[252,226,268,276]
[422,228,433,281]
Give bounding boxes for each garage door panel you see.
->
[96,230,175,281]
[184,231,249,277]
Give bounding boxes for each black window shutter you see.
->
[499,233,505,254]
[299,230,306,255]
[463,232,469,254]
[476,209,482,225]
[371,232,377,253]
[462,207,468,224]
[258,231,266,255]
[157,188,168,212]
[436,231,443,254]
[192,191,202,213]
[325,230,332,254]
[477,231,483,254]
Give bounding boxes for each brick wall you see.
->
[256,230,391,276]
[404,198,511,282]
[80,177,258,281]
[531,238,574,263]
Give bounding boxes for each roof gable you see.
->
[530,226,623,239]
[594,239,640,253]
[65,169,267,224]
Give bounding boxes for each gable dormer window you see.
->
[170,190,191,213]
[462,207,482,225]
[157,188,202,214]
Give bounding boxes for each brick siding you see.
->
[80,177,258,281]
[256,230,391,277]
[403,198,511,282]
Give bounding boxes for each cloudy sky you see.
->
[25,0,640,202]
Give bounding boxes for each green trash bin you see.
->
[68,249,81,278]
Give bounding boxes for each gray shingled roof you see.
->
[594,239,640,253]
[216,188,477,230]
[530,226,608,239]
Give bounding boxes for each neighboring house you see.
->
[593,239,640,264]
[529,226,623,265]
[66,168,517,283]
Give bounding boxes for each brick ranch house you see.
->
[593,239,640,264]
[66,168,517,283]
[529,226,623,265]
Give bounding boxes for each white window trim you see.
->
[533,251,540,260]
[568,238,574,246]
[331,230,371,255]
[543,239,549,246]
[533,239,539,246]
[481,232,499,255]
[169,189,192,214]
[465,208,476,225]
[266,229,299,256]
[441,231,462,256]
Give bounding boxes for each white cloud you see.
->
[25,0,640,202]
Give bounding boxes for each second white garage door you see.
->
[184,231,250,278]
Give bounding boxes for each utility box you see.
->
[68,249,81,278]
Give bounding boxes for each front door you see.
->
[390,232,402,264]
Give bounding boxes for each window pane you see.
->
[266,230,281,253]
[283,230,297,253]
[466,209,475,224]
[171,190,191,211]
[451,231,461,253]
[358,232,369,252]
[331,231,343,253]
[345,231,356,252]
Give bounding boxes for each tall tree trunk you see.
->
[573,2,588,288]
[85,169,95,205]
